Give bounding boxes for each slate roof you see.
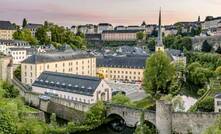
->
[0,39,29,45]
[215,93,221,99]
[22,51,95,64]
[96,56,147,69]
[102,29,144,33]
[0,21,16,30]
[25,23,42,29]
[98,23,112,26]
[32,71,101,96]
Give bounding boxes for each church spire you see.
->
[157,8,163,46]
[155,8,165,52]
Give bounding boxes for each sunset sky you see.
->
[1,0,221,27]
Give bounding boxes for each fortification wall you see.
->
[172,112,221,134]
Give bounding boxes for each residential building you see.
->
[7,48,28,64]
[0,39,30,54]
[97,23,113,33]
[21,50,96,85]
[163,26,178,36]
[0,54,13,81]
[24,23,42,37]
[71,25,77,34]
[102,29,145,41]
[96,56,146,82]
[202,16,221,32]
[32,71,112,104]
[215,94,221,112]
[77,24,97,34]
[115,26,127,31]
[0,21,16,40]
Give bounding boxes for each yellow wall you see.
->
[21,57,96,85]
[0,29,16,40]
[97,67,144,82]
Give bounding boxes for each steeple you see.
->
[155,8,165,52]
[157,8,163,46]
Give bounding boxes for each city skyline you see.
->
[0,0,221,26]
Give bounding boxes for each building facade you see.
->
[97,23,113,33]
[202,17,221,32]
[0,54,13,81]
[0,21,16,40]
[32,71,112,104]
[7,48,28,64]
[96,56,146,82]
[24,23,42,37]
[215,94,221,112]
[21,51,96,85]
[102,30,144,41]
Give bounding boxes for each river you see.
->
[78,124,135,134]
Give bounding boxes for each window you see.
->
[55,64,57,68]
[63,63,65,67]
[217,101,221,106]
[47,65,49,69]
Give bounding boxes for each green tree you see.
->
[216,46,221,54]
[112,93,134,106]
[85,101,106,128]
[143,52,175,98]
[134,111,154,134]
[197,97,214,112]
[147,37,156,51]
[50,113,57,128]
[22,18,27,28]
[202,40,212,52]
[14,65,21,81]
[35,26,51,45]
[136,32,145,40]
[215,66,221,75]
[2,82,19,98]
[0,110,16,134]
[13,29,37,45]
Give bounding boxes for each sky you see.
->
[0,0,221,27]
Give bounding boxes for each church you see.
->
[155,9,186,65]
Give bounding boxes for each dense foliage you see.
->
[204,116,221,134]
[13,29,37,45]
[163,35,192,51]
[143,52,176,98]
[185,52,221,69]
[134,111,155,134]
[112,93,134,107]
[196,96,214,112]
[35,22,87,49]
[14,65,21,81]
[202,40,212,52]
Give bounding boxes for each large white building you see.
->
[201,16,221,32]
[32,71,112,104]
[102,30,145,41]
[97,23,113,33]
[21,49,96,85]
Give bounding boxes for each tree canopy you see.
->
[13,29,37,45]
[143,52,176,98]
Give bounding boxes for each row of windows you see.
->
[59,94,93,103]
[13,56,25,60]
[11,51,25,55]
[101,70,142,75]
[109,75,141,80]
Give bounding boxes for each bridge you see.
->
[12,78,221,134]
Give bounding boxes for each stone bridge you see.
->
[107,101,221,134]
[12,78,221,134]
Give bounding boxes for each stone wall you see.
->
[172,112,220,134]
[106,104,155,127]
